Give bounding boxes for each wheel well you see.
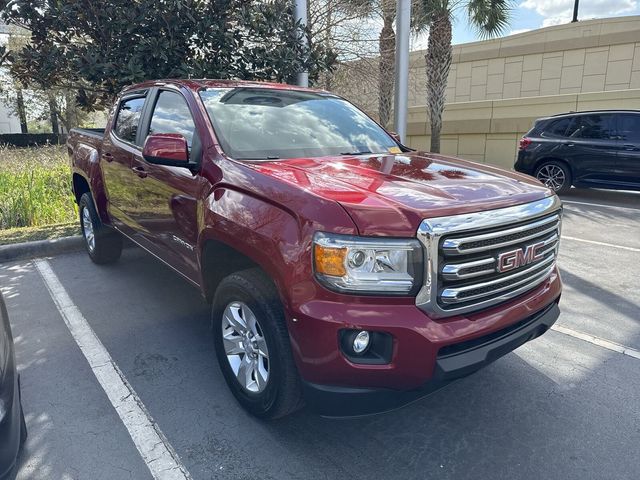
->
[534,157,572,178]
[201,239,263,302]
[72,174,91,204]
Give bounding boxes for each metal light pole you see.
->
[394,0,411,143]
[295,0,309,87]
[572,0,579,22]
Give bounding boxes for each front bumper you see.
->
[302,301,560,417]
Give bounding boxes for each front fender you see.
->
[198,186,308,309]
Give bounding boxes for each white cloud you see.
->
[520,0,638,27]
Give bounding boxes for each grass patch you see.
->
[0,144,78,230]
[0,222,80,246]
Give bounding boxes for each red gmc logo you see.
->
[497,241,546,273]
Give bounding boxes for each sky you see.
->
[412,0,640,48]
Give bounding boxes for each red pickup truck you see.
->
[68,79,562,418]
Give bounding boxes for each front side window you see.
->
[149,91,196,146]
[566,114,614,140]
[199,88,397,160]
[619,115,640,143]
[114,96,146,143]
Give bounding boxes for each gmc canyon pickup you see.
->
[68,79,562,418]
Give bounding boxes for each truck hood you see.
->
[247,152,553,236]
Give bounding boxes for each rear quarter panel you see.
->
[68,130,110,223]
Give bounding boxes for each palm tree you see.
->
[327,0,424,128]
[377,0,396,128]
[417,0,512,153]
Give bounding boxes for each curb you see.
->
[0,236,85,263]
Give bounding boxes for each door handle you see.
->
[101,152,114,162]
[566,143,575,147]
[623,144,638,151]
[132,166,148,178]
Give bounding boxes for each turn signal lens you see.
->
[314,244,347,277]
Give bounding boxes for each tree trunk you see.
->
[378,0,395,128]
[63,90,79,132]
[48,95,59,134]
[323,0,333,91]
[15,89,28,133]
[425,13,452,153]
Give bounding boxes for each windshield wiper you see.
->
[239,156,281,160]
[339,150,372,156]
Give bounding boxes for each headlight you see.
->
[313,232,423,295]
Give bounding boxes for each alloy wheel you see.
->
[536,164,566,192]
[82,206,96,252]
[221,301,270,393]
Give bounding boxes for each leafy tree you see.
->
[0,0,335,111]
[416,0,511,152]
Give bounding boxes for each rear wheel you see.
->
[535,161,572,194]
[211,268,303,419]
[79,193,122,264]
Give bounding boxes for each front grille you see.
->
[416,196,563,318]
[438,213,560,311]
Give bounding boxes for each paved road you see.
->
[2,188,639,480]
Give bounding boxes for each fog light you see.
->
[352,330,370,354]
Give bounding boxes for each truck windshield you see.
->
[199,87,398,160]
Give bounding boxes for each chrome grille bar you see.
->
[441,233,559,281]
[442,213,560,255]
[416,196,563,318]
[441,255,556,304]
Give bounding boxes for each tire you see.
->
[79,193,122,264]
[534,161,572,194]
[211,268,303,419]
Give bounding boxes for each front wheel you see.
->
[211,269,303,419]
[535,161,572,194]
[79,193,122,264]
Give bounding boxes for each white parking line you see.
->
[561,235,640,252]
[562,200,640,212]
[551,324,640,361]
[34,259,192,480]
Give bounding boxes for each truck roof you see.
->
[121,78,324,95]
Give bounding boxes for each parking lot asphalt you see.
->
[1,188,639,480]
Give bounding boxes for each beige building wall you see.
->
[335,16,640,169]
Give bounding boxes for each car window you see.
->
[543,118,571,137]
[148,91,196,146]
[566,114,614,140]
[114,97,146,143]
[619,115,640,143]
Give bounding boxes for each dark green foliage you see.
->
[1,0,335,110]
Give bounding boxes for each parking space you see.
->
[2,189,639,480]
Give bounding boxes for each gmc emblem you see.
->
[497,241,546,273]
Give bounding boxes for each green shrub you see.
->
[0,145,78,229]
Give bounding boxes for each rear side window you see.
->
[542,118,572,137]
[114,97,146,144]
[619,115,640,143]
[566,114,614,139]
[148,91,196,146]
